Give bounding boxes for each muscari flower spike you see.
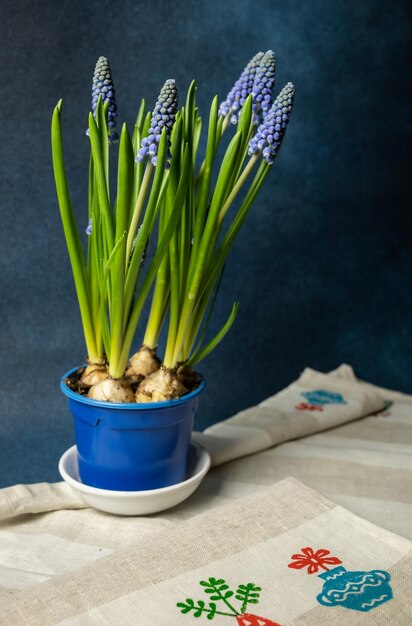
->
[219,52,264,125]
[248,82,295,165]
[136,79,178,167]
[252,50,276,124]
[87,56,118,142]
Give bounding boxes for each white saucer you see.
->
[58,442,211,516]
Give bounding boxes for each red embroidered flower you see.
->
[288,547,342,574]
[295,402,324,412]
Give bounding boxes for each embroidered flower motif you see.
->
[295,402,324,412]
[288,547,342,575]
[288,547,394,612]
[301,390,347,406]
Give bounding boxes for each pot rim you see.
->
[60,366,206,410]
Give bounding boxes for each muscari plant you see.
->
[51,52,295,403]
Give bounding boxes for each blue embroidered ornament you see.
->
[301,390,347,405]
[317,566,393,612]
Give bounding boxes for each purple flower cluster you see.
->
[251,50,276,123]
[136,79,178,167]
[89,56,118,141]
[248,82,295,164]
[219,52,264,125]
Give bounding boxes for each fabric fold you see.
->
[193,365,384,465]
[0,481,85,522]
[1,477,411,625]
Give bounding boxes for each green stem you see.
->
[123,133,169,325]
[143,208,170,349]
[166,132,242,368]
[217,153,259,226]
[210,590,239,616]
[119,146,190,374]
[126,162,154,264]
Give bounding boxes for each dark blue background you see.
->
[0,0,411,487]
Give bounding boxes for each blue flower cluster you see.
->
[219,52,264,125]
[252,50,276,123]
[248,82,295,164]
[89,56,118,141]
[136,79,178,167]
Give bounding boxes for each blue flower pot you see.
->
[60,367,206,491]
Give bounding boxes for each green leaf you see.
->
[184,79,197,146]
[51,101,99,362]
[187,302,239,367]
[184,263,225,358]
[88,112,114,250]
[119,143,191,374]
[108,123,134,377]
[197,161,269,305]
[191,95,219,259]
[190,130,243,291]
[168,129,243,368]
[136,98,146,132]
[124,130,169,316]
[96,97,110,196]
[115,123,134,239]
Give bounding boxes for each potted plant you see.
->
[52,52,295,491]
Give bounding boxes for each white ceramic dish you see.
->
[58,442,211,516]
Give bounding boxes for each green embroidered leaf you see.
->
[200,577,225,587]
[224,591,234,599]
[176,598,218,620]
[177,598,195,614]
[235,582,262,613]
[194,600,205,618]
[207,603,217,620]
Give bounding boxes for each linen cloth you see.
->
[1,478,412,625]
[1,364,412,623]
